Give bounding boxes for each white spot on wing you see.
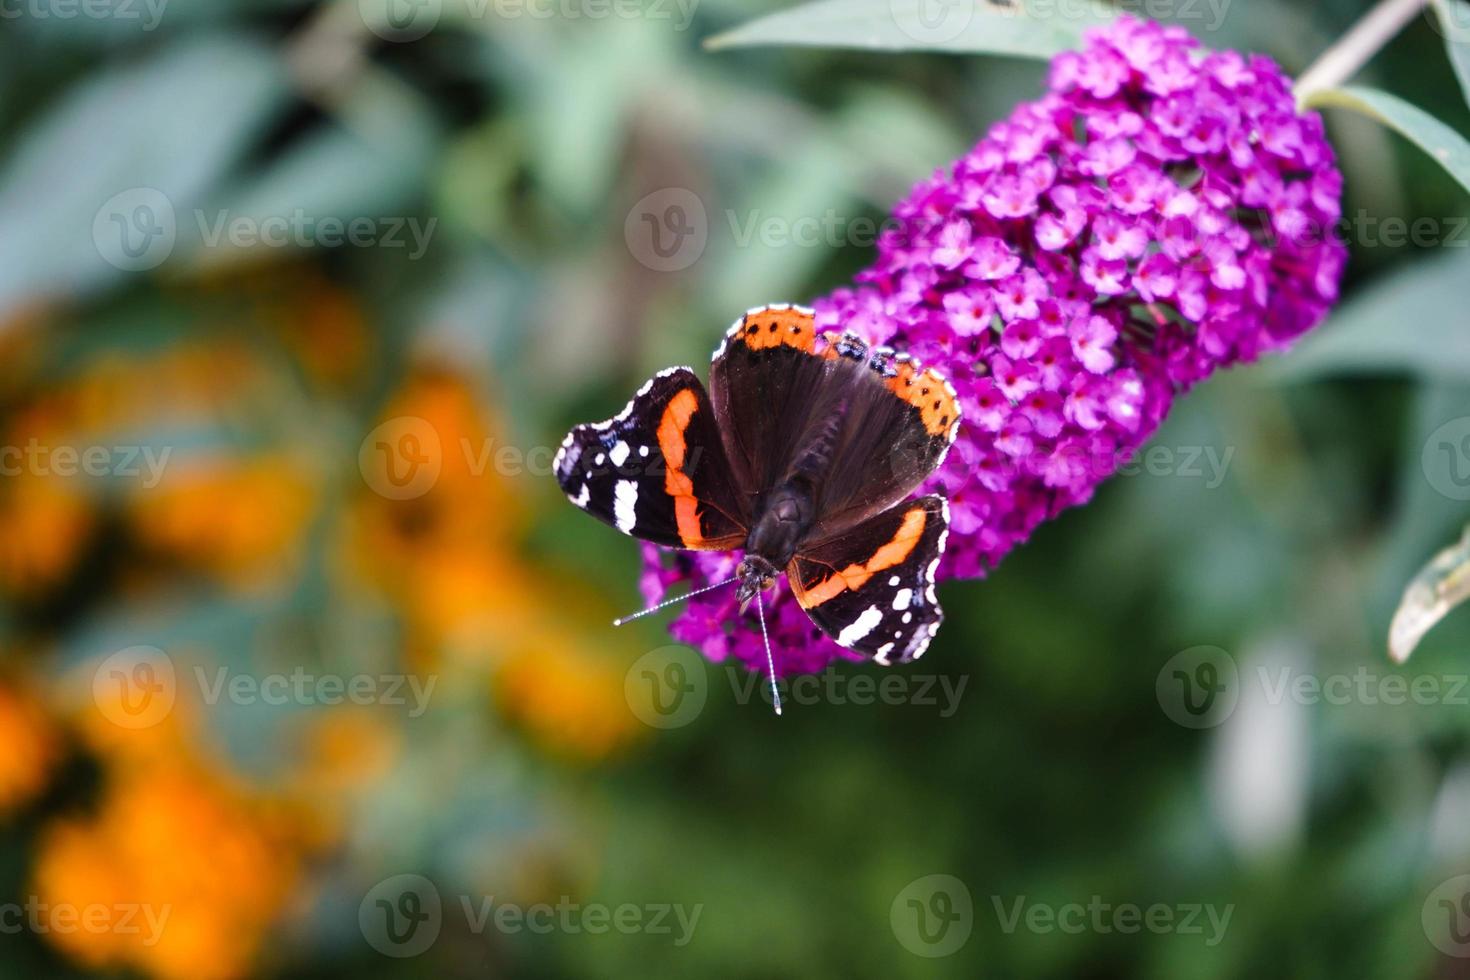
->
[609,441,630,468]
[892,588,913,610]
[572,483,590,508]
[875,643,894,665]
[614,480,639,533]
[836,606,883,647]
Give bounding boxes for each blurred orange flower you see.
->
[127,455,317,587]
[0,473,94,600]
[0,681,60,818]
[31,760,304,980]
[345,365,644,760]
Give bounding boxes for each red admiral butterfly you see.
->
[555,304,961,710]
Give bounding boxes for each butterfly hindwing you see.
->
[787,495,949,665]
[710,305,961,538]
[555,367,747,550]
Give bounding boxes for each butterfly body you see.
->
[555,304,961,666]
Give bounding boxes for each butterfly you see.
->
[554,304,961,703]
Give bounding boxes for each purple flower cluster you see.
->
[644,16,1346,676]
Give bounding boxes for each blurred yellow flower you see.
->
[495,626,641,762]
[284,707,402,849]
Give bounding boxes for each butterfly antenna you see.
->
[612,575,740,627]
[754,589,783,716]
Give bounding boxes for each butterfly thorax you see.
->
[737,482,814,603]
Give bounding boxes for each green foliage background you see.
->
[2,0,1470,977]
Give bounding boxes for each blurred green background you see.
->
[1,0,1469,977]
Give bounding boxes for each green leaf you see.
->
[704,0,1112,57]
[1303,85,1470,196]
[1431,0,1470,110]
[1390,525,1470,663]
[1273,250,1470,382]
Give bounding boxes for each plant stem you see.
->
[1294,0,1429,100]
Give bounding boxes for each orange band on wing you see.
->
[887,361,959,437]
[657,388,705,547]
[793,506,927,608]
[737,306,816,353]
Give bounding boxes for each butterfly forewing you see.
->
[555,367,747,550]
[788,495,949,664]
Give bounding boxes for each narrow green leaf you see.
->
[1304,85,1470,196]
[1431,0,1470,110]
[705,0,1112,58]
[1274,250,1470,381]
[1389,526,1470,662]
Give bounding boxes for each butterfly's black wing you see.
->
[555,367,748,550]
[709,304,961,538]
[788,495,949,664]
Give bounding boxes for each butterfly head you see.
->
[735,554,779,612]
